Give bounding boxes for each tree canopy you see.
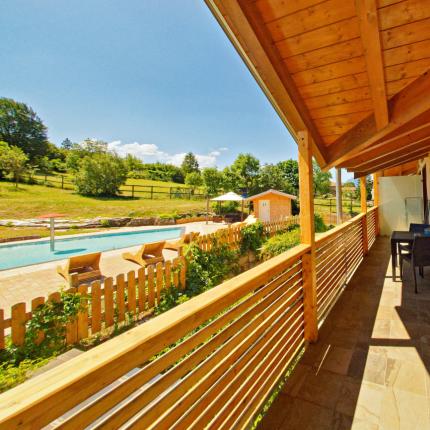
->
[181,152,199,176]
[0,98,48,160]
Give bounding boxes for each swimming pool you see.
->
[0,227,183,270]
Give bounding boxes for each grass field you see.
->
[0,181,207,220]
[0,226,108,240]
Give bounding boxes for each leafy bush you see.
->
[260,228,300,260]
[74,152,127,196]
[185,242,238,297]
[0,358,49,393]
[240,221,264,254]
[314,213,329,233]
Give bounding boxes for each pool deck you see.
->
[0,222,224,316]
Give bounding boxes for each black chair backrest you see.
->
[409,223,430,234]
[412,236,430,266]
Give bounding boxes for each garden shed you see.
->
[246,189,296,222]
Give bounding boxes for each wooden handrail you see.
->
[315,211,367,247]
[0,244,310,429]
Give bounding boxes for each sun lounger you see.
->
[57,252,102,286]
[122,240,165,267]
[164,232,200,252]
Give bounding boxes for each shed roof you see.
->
[206,0,430,177]
[246,189,297,201]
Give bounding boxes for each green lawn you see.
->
[0,226,107,240]
[0,181,207,219]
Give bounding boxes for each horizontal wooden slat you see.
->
[378,0,430,30]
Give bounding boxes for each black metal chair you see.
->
[398,223,430,254]
[400,236,430,293]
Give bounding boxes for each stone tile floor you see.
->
[260,237,430,430]
[0,222,224,316]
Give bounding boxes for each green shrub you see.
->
[240,221,264,254]
[74,152,127,196]
[260,228,300,260]
[0,358,49,393]
[185,242,238,297]
[314,213,329,233]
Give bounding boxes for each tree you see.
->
[257,164,293,194]
[277,160,299,195]
[202,167,223,196]
[0,98,48,160]
[313,160,332,196]
[61,138,74,151]
[125,154,144,172]
[0,143,28,188]
[231,153,260,195]
[185,171,203,194]
[181,152,199,176]
[221,166,239,192]
[74,152,128,196]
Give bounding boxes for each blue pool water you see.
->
[0,227,183,270]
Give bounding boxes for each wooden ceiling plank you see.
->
[266,0,356,42]
[356,0,389,130]
[309,99,373,119]
[285,38,363,73]
[383,39,430,67]
[300,72,369,98]
[385,57,430,82]
[381,17,430,50]
[255,0,325,23]
[304,86,371,109]
[378,0,430,31]
[387,77,416,96]
[324,70,430,169]
[291,56,367,87]
[275,16,360,58]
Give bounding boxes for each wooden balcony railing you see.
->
[0,208,378,429]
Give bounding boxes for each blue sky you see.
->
[0,0,347,178]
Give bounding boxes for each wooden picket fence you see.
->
[0,217,299,350]
[0,256,186,350]
[195,216,300,251]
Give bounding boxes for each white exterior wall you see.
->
[379,175,422,235]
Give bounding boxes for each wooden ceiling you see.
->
[206,0,430,176]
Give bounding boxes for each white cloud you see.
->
[107,140,225,168]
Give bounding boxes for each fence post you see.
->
[131,185,135,198]
[360,177,369,255]
[11,303,26,346]
[150,186,154,199]
[61,175,64,189]
[44,174,47,183]
[298,130,318,343]
[170,187,172,199]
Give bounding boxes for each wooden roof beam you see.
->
[356,0,389,130]
[339,121,430,168]
[205,0,327,165]
[324,70,430,170]
[349,140,430,172]
[354,149,430,178]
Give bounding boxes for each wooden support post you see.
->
[373,172,380,235]
[336,168,342,224]
[298,130,318,343]
[360,176,369,255]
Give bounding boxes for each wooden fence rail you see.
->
[0,256,186,350]
[0,210,377,429]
